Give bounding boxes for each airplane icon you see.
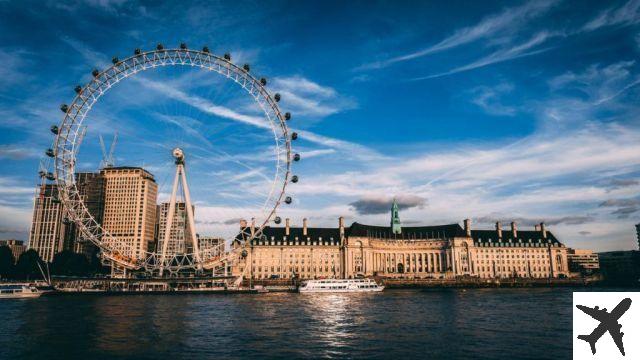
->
[576,298,632,356]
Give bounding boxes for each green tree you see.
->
[52,250,90,276]
[0,245,15,279]
[15,249,45,280]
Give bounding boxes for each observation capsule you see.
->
[38,170,46,178]
[291,175,299,183]
[134,48,141,55]
[74,85,82,94]
[293,153,301,162]
[243,64,250,72]
[202,46,210,53]
[260,78,267,86]
[112,57,119,64]
[50,125,59,135]
[274,93,281,102]
[274,216,282,224]
[284,112,291,120]
[223,53,231,61]
[241,249,248,258]
[46,172,55,181]
[156,43,164,51]
[284,196,292,204]
[180,43,187,50]
[45,148,54,157]
[60,104,69,113]
[291,132,298,140]
[92,69,100,77]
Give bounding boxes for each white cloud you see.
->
[357,0,558,70]
[582,0,640,31]
[469,82,517,116]
[272,75,356,117]
[413,31,557,80]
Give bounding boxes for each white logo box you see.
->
[573,292,640,359]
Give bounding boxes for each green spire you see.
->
[391,198,402,234]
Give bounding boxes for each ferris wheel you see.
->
[43,43,301,274]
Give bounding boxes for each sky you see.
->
[0,0,639,251]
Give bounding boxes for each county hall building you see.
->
[233,200,570,280]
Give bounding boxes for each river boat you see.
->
[299,278,384,293]
[0,284,43,299]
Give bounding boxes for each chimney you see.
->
[285,218,290,236]
[534,224,540,231]
[303,218,308,236]
[240,219,247,228]
[339,216,345,237]
[464,219,471,237]
[250,217,256,237]
[496,222,502,238]
[540,222,547,239]
[511,221,517,238]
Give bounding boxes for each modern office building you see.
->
[598,250,640,283]
[567,249,600,273]
[101,167,157,260]
[0,239,26,263]
[28,184,68,262]
[68,172,105,257]
[157,202,193,255]
[636,223,640,250]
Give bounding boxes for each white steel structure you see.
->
[158,148,200,276]
[46,44,300,274]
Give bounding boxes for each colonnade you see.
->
[371,252,448,274]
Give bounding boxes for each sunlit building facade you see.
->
[233,201,570,280]
[101,167,157,260]
[28,184,68,262]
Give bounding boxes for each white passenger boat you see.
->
[299,278,384,293]
[0,284,43,299]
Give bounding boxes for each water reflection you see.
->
[0,288,578,359]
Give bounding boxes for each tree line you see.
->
[0,246,108,280]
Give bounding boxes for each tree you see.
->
[15,249,45,280]
[0,245,15,279]
[52,250,91,276]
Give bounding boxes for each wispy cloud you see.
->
[469,82,517,116]
[272,76,356,117]
[0,144,39,160]
[582,0,640,31]
[412,31,556,80]
[357,0,558,70]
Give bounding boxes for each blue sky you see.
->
[1,0,639,251]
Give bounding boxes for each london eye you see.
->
[42,44,301,275]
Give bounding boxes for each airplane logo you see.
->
[576,298,632,356]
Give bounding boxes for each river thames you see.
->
[0,287,590,359]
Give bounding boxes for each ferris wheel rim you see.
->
[52,47,294,271]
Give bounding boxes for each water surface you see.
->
[0,288,581,359]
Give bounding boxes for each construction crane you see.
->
[99,131,118,169]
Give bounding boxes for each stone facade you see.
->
[232,216,570,280]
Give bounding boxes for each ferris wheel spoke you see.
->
[51,46,295,273]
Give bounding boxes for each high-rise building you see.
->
[28,184,68,262]
[636,223,640,250]
[197,235,225,258]
[101,167,157,260]
[157,202,193,255]
[68,172,105,258]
